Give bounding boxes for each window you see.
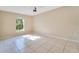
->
[16,17,24,32]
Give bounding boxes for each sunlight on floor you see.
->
[15,34,41,52]
[22,34,41,40]
[0,34,79,53]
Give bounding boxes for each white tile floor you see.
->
[0,34,79,53]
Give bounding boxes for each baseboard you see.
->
[35,32,79,43]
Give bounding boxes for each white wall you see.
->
[0,6,79,42]
[0,11,33,39]
[33,7,79,41]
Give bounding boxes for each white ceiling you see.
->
[0,6,61,16]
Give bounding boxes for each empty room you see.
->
[0,6,79,53]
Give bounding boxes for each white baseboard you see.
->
[35,32,79,43]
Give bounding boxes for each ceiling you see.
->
[0,6,61,16]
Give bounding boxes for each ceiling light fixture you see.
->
[33,6,37,12]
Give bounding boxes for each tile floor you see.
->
[0,34,79,53]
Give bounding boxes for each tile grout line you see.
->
[62,40,68,53]
[28,38,50,52]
